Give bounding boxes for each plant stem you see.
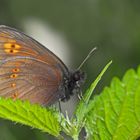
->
[57,135,64,140]
[72,134,79,140]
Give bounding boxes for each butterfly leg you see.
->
[58,99,62,113]
[58,99,64,124]
[78,90,85,103]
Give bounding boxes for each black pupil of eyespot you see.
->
[11,44,15,48]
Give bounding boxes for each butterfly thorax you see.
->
[60,70,86,102]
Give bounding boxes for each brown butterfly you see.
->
[0,25,87,106]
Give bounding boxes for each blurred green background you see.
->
[0,0,140,139]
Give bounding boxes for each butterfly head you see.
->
[70,70,86,90]
[60,70,86,102]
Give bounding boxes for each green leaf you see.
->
[74,61,112,123]
[85,67,140,140]
[0,98,61,138]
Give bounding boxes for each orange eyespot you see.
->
[10,74,18,78]
[12,68,20,73]
[4,43,21,49]
[11,83,16,87]
[12,92,19,99]
[4,43,21,54]
[4,49,19,54]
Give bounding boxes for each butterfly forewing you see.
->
[0,25,69,105]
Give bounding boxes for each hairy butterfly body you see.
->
[0,25,85,105]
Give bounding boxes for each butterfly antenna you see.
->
[77,47,97,70]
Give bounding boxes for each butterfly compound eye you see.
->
[73,71,86,82]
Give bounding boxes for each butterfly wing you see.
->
[0,25,69,105]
